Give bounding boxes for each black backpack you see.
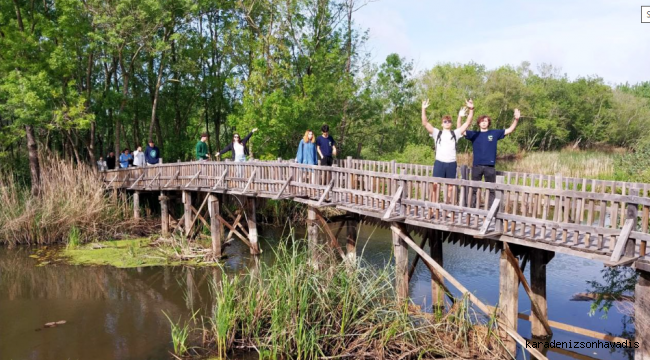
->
[436,130,457,145]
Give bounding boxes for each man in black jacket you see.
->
[106,152,116,170]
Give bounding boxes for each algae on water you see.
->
[61,239,209,268]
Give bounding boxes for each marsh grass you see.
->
[165,310,201,357]
[499,150,616,179]
[0,155,150,245]
[198,243,502,359]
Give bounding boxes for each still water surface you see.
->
[0,224,633,360]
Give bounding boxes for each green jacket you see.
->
[195,141,209,160]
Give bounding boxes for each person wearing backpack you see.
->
[421,99,474,178]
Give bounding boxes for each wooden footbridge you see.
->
[102,157,650,360]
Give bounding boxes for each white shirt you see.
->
[133,150,145,167]
[233,142,245,158]
[430,128,463,163]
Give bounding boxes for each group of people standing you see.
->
[421,98,520,204]
[98,102,518,194]
[192,125,337,168]
[97,140,161,171]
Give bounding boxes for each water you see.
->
[0,224,633,360]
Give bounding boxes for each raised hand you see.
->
[514,109,521,120]
[422,99,430,110]
[252,128,258,133]
[466,98,474,109]
[458,107,468,117]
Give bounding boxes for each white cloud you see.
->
[355,0,650,84]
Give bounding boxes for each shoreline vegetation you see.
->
[0,155,153,246]
[0,149,639,251]
[170,244,505,360]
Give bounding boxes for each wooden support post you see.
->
[429,230,444,310]
[626,188,640,258]
[495,176,505,233]
[530,249,554,338]
[636,270,650,360]
[308,206,321,268]
[159,194,169,237]
[391,223,409,303]
[346,219,357,263]
[183,191,192,235]
[499,248,520,355]
[390,224,547,360]
[209,194,222,259]
[133,191,141,220]
[246,197,259,255]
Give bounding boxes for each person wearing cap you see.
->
[196,133,211,161]
[216,128,258,162]
[145,139,160,166]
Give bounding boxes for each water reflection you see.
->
[0,223,633,360]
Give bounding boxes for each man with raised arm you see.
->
[459,108,521,206]
[421,99,474,202]
[422,99,474,178]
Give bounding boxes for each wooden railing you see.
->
[102,160,650,266]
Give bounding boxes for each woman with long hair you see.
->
[216,128,258,162]
[296,130,317,165]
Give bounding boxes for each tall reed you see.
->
[500,150,615,179]
[0,155,142,245]
[202,243,501,359]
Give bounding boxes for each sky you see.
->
[354,0,650,84]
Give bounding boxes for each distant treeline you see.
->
[1,0,649,190]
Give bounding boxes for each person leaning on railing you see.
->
[196,133,211,161]
[215,128,258,162]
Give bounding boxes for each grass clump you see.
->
[0,154,147,246]
[199,243,501,359]
[499,150,616,179]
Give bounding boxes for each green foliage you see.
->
[1,0,650,176]
[66,226,81,250]
[374,143,434,165]
[202,241,501,358]
[615,146,650,183]
[586,266,637,317]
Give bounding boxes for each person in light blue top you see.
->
[296,129,318,165]
[119,148,133,168]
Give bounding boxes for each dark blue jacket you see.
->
[145,145,160,164]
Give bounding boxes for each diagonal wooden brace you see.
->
[164,170,180,188]
[382,184,404,220]
[185,170,201,188]
[503,243,553,336]
[317,178,335,206]
[242,169,257,193]
[212,169,228,190]
[274,174,293,200]
[610,218,635,262]
[128,171,146,189]
[480,198,501,234]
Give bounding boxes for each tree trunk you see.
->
[148,48,166,142]
[25,125,40,197]
[86,51,95,164]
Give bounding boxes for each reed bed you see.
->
[190,243,502,360]
[0,155,148,245]
[500,150,615,179]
